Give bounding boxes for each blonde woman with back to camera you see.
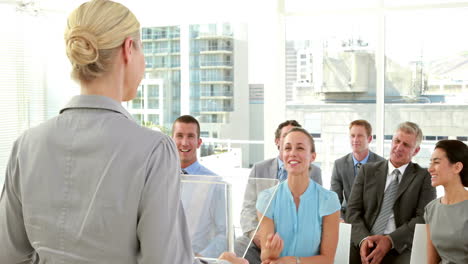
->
[425,140,468,264]
[0,1,247,263]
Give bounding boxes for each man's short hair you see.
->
[349,119,373,137]
[396,121,423,147]
[275,120,301,140]
[172,115,201,138]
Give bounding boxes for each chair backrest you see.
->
[181,175,232,259]
[240,178,280,258]
[410,224,428,264]
[334,222,351,264]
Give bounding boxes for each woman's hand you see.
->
[263,233,284,260]
[218,252,249,264]
[262,256,296,264]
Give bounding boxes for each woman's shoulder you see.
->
[424,198,441,221]
[425,197,440,210]
[312,181,338,199]
[261,181,285,197]
[308,181,340,216]
[258,184,275,197]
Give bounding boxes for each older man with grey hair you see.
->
[346,121,436,264]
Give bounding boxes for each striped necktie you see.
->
[355,162,362,176]
[371,169,401,235]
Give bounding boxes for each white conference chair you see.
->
[181,175,233,259]
[334,222,351,264]
[410,224,427,264]
[240,178,280,258]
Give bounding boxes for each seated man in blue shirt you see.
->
[172,115,227,258]
[331,119,384,219]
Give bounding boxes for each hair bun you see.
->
[65,26,99,66]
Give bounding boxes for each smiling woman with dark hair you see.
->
[425,139,468,264]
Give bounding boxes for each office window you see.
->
[0,5,77,186]
[285,14,378,186]
[3,0,468,189]
[384,7,468,168]
[133,114,143,124]
[147,114,159,125]
[286,0,379,12]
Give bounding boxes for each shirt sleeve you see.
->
[136,135,195,264]
[423,200,435,225]
[319,190,341,218]
[0,138,36,262]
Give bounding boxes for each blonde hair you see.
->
[65,0,140,82]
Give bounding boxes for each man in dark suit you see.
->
[346,121,436,264]
[331,120,385,218]
[236,120,322,263]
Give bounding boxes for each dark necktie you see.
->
[371,169,401,235]
[355,162,362,176]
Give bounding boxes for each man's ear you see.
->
[197,137,202,149]
[122,36,134,64]
[412,146,421,157]
[275,138,280,150]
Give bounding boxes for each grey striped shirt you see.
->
[0,95,215,263]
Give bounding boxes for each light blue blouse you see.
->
[257,180,340,257]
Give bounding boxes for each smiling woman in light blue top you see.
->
[256,127,340,264]
[258,180,340,257]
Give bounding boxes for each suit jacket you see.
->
[330,151,385,216]
[240,157,322,234]
[345,160,436,254]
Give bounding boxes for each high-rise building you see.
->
[127,23,250,166]
[133,26,181,130]
[189,23,234,125]
[285,41,297,102]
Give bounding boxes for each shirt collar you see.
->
[60,95,134,121]
[277,156,284,170]
[352,151,370,166]
[387,160,409,181]
[183,160,201,175]
[282,178,316,201]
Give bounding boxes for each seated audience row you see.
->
[240,119,466,264]
[0,0,465,262]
